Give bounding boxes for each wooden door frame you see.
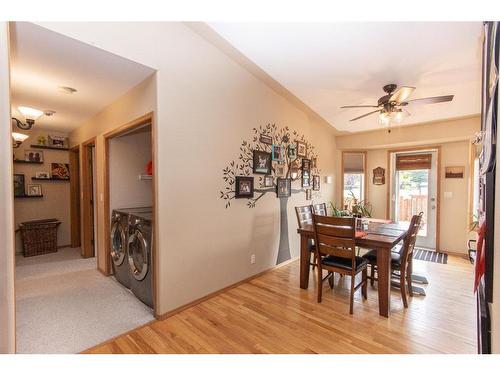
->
[81,137,97,258]
[103,112,158,315]
[69,146,81,248]
[340,150,368,208]
[386,145,441,252]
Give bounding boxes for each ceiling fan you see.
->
[341,84,454,125]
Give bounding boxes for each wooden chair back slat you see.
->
[312,215,356,260]
[295,205,313,229]
[312,203,327,216]
[400,212,423,264]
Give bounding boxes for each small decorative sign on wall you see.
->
[445,166,464,179]
[373,167,385,185]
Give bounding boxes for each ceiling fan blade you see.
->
[349,110,380,122]
[389,86,416,103]
[341,105,379,108]
[406,95,454,105]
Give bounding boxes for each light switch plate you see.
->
[444,191,453,199]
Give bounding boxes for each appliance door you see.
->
[128,229,149,281]
[110,221,127,266]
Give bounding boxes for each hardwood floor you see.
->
[84,255,476,354]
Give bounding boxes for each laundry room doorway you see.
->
[104,112,157,315]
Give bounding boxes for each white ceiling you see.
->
[10,22,155,133]
[209,22,483,133]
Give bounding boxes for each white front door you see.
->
[391,151,437,249]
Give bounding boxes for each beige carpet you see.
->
[16,247,154,354]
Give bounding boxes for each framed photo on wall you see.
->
[302,158,311,178]
[288,144,297,160]
[313,175,320,191]
[276,178,291,198]
[302,176,310,188]
[272,144,285,162]
[48,135,69,149]
[24,150,44,163]
[27,184,42,197]
[306,189,312,200]
[253,150,272,174]
[51,163,70,180]
[274,163,285,177]
[235,176,254,198]
[13,174,25,197]
[263,175,274,187]
[296,141,307,157]
[259,134,273,145]
[35,172,50,179]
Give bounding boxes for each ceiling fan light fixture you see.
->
[378,112,390,125]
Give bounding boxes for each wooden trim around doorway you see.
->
[103,112,158,315]
[69,146,81,248]
[386,145,441,252]
[81,137,96,258]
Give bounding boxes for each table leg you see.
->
[376,247,391,317]
[300,234,310,289]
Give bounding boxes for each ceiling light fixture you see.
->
[12,106,44,130]
[12,132,29,148]
[59,86,77,94]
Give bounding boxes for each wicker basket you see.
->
[19,218,61,257]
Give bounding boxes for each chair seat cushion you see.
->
[362,250,401,266]
[321,255,368,271]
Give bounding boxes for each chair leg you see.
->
[400,268,408,308]
[317,267,323,303]
[362,268,367,300]
[349,273,355,314]
[407,258,413,297]
[328,272,334,289]
[370,264,375,286]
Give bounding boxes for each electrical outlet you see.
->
[250,254,256,264]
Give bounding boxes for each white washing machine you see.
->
[110,207,152,289]
[128,211,153,308]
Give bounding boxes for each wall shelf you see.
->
[14,160,44,164]
[138,174,152,180]
[30,145,69,151]
[32,177,70,182]
[15,195,44,199]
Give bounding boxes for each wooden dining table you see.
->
[297,219,408,317]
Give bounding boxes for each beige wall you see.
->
[50,23,338,316]
[70,75,157,276]
[0,21,15,354]
[12,129,71,253]
[109,130,153,212]
[336,118,480,255]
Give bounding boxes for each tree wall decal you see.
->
[220,123,321,264]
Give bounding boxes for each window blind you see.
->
[396,153,432,170]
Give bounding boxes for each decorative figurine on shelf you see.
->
[37,136,47,146]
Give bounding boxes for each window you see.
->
[342,152,366,210]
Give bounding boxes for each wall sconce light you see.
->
[324,176,333,184]
[12,106,44,130]
[290,167,299,180]
[12,132,29,148]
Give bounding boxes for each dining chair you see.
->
[295,205,317,269]
[312,202,327,216]
[362,212,423,308]
[312,215,368,314]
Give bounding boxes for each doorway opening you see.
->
[9,21,156,353]
[103,113,157,314]
[389,148,440,251]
